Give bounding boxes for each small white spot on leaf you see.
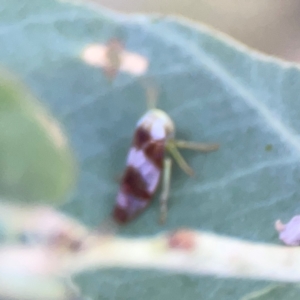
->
[81,41,148,77]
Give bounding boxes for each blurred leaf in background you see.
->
[0,72,76,204]
[91,0,300,62]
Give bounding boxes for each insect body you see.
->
[113,93,219,224]
[113,109,174,224]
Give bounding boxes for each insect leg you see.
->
[166,142,194,177]
[159,157,172,224]
[172,140,219,152]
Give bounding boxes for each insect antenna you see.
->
[146,83,159,109]
[140,78,160,110]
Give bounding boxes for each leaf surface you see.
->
[1,0,300,298]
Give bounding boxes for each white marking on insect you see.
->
[127,147,160,193]
[127,148,145,168]
[136,111,152,127]
[137,109,175,140]
[150,120,166,140]
[141,163,160,193]
[117,192,128,208]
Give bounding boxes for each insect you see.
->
[113,86,219,224]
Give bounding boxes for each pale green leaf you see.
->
[0,71,76,204]
[1,0,300,299]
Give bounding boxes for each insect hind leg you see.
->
[159,157,172,224]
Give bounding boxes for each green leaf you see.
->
[1,0,300,299]
[0,71,76,204]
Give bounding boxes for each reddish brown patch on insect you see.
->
[144,141,165,168]
[168,229,197,251]
[113,193,149,224]
[113,205,129,224]
[134,127,151,149]
[122,166,151,199]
